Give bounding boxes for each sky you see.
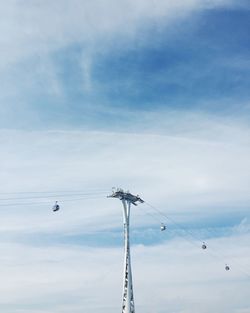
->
[0,0,250,312]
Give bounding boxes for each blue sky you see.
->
[1,1,250,130]
[0,1,250,312]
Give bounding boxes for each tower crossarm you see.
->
[108,188,144,206]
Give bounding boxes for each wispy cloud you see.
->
[0,233,249,313]
[0,1,249,312]
[0,0,249,131]
[0,113,249,311]
[0,0,241,67]
[0,111,249,234]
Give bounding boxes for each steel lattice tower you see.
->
[108,189,144,313]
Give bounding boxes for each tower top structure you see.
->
[108,188,144,205]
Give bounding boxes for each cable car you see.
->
[160,223,166,231]
[225,264,230,271]
[202,242,207,249]
[52,201,60,212]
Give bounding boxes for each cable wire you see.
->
[142,201,250,278]
[0,191,108,202]
[0,195,105,207]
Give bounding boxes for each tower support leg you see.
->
[122,200,135,313]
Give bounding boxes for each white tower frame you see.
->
[108,189,144,313]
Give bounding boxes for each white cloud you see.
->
[0,112,249,312]
[0,111,249,234]
[0,234,249,312]
[0,1,249,311]
[0,0,241,68]
[233,218,250,235]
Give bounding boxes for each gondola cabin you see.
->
[52,201,60,212]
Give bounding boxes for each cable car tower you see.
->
[108,188,144,313]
